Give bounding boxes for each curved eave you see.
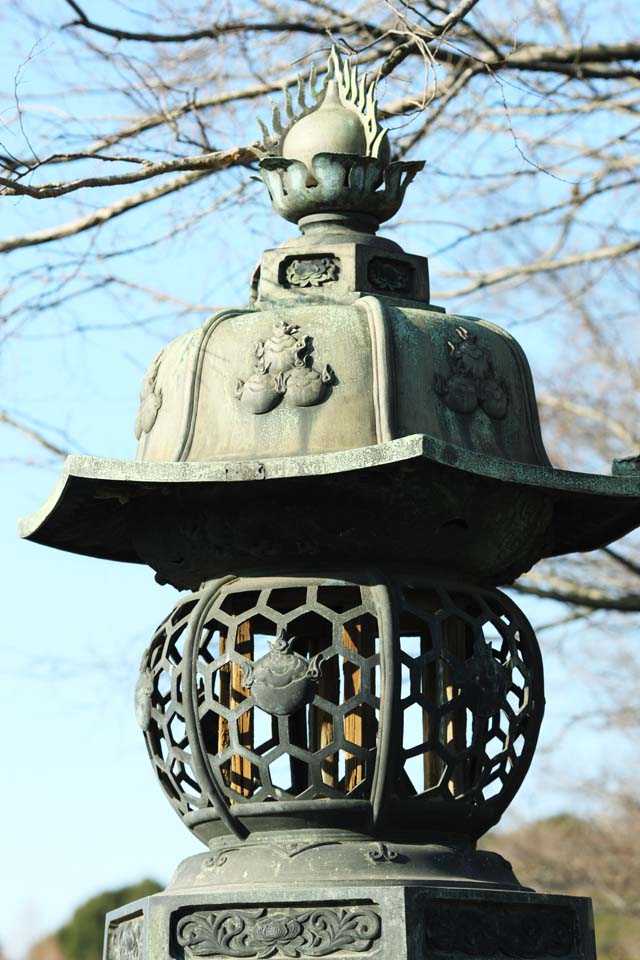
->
[19,433,640,564]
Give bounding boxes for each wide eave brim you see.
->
[19,433,640,568]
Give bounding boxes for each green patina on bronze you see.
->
[20,42,640,590]
[22,46,610,960]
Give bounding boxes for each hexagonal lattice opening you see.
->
[219,591,262,616]
[286,609,335,646]
[398,584,541,807]
[155,671,171,700]
[167,713,188,748]
[169,582,382,803]
[226,755,259,798]
[399,613,437,660]
[403,701,428,753]
[266,587,308,614]
[252,707,280,755]
[404,751,446,794]
[342,703,377,791]
[267,751,295,797]
[309,704,335,749]
[170,598,198,626]
[343,612,380,656]
[316,585,363,613]
[141,578,541,823]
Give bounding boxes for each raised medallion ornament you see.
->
[235,319,333,414]
[452,638,511,718]
[134,350,164,439]
[368,257,412,293]
[285,256,339,288]
[434,326,508,420]
[134,664,154,732]
[241,629,322,716]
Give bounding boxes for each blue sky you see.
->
[1,3,636,957]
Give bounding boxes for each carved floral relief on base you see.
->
[176,906,381,958]
[108,916,144,960]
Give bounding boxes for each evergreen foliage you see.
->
[55,880,162,960]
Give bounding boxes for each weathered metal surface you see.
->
[129,301,548,467]
[172,835,522,890]
[260,153,424,226]
[257,47,390,165]
[255,237,430,307]
[24,43,610,959]
[136,573,543,843]
[176,905,381,957]
[23,45,640,605]
[104,883,596,960]
[19,434,640,589]
[612,453,640,476]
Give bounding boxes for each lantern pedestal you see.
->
[104,846,596,960]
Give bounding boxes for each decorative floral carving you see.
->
[176,906,381,958]
[434,326,508,420]
[452,639,510,719]
[285,257,339,288]
[134,665,154,731]
[235,320,334,414]
[252,916,303,952]
[425,903,576,957]
[108,916,144,960]
[242,629,322,716]
[368,257,412,293]
[134,350,164,439]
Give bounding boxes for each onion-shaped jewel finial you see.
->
[256,45,389,165]
[255,46,424,227]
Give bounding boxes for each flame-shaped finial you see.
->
[256,46,389,167]
[256,47,424,229]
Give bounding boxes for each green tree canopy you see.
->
[55,880,162,960]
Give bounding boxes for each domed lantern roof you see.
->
[20,47,640,593]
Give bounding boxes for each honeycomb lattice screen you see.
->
[138,576,542,827]
[198,585,380,803]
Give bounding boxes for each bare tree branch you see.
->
[435,240,640,299]
[62,0,379,44]
[602,547,640,580]
[515,574,640,613]
[537,395,638,447]
[0,168,214,254]
[0,145,255,198]
[0,411,68,458]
